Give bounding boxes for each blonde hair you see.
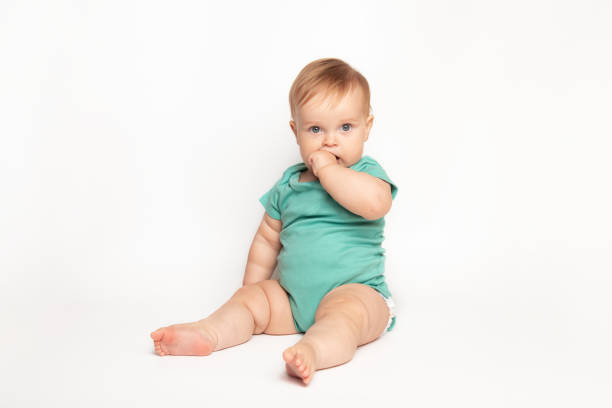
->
[289,58,371,122]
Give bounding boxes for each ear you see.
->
[290,120,298,142]
[364,114,374,142]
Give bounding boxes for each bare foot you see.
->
[282,343,317,385]
[150,321,217,356]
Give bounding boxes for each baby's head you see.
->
[289,58,374,169]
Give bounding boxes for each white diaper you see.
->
[376,292,396,336]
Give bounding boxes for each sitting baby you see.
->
[151,57,397,385]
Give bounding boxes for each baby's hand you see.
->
[308,150,338,177]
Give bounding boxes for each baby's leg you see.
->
[282,283,389,385]
[151,279,297,356]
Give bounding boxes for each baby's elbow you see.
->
[362,195,392,221]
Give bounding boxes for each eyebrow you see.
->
[302,119,359,126]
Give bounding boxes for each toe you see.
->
[282,347,296,363]
[150,329,164,341]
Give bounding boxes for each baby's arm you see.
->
[310,151,392,220]
[242,212,282,286]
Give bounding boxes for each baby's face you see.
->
[290,85,374,170]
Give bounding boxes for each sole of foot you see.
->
[150,323,216,356]
[282,344,316,385]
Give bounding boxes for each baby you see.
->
[150,58,398,385]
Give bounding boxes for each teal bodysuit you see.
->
[259,155,398,333]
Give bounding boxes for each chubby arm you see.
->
[242,212,282,286]
[310,152,392,220]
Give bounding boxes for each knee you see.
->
[232,280,273,301]
[315,295,368,339]
[231,282,258,300]
[230,281,272,334]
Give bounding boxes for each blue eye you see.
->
[309,126,321,134]
[342,123,352,131]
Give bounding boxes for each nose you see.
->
[322,131,338,146]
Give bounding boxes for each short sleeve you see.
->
[353,156,398,200]
[258,180,282,220]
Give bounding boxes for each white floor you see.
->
[3,283,610,408]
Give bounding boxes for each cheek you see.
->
[345,141,364,159]
[300,139,317,151]
[299,144,315,160]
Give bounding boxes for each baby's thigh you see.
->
[316,283,389,345]
[257,279,299,335]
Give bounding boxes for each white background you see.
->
[1,0,610,406]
